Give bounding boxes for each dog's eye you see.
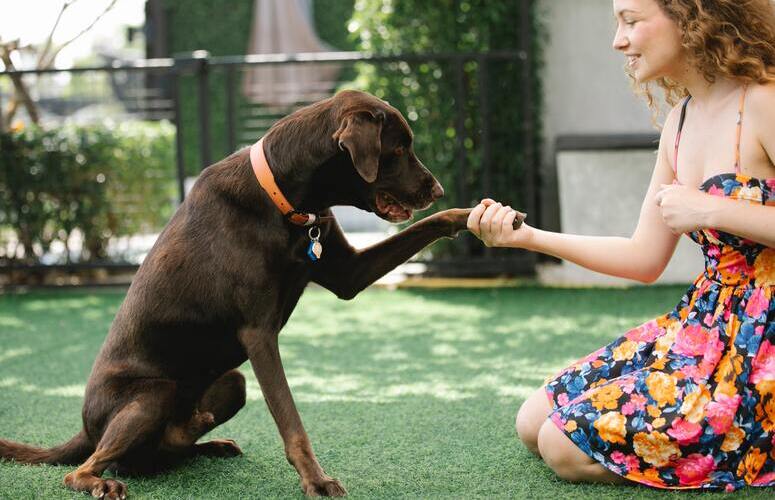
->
[394,147,405,157]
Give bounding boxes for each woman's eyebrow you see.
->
[615,8,638,17]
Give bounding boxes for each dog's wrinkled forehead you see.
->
[381,102,413,144]
[334,90,413,144]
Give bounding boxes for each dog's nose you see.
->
[431,181,444,200]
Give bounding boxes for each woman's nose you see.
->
[612,27,628,51]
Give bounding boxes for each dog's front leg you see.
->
[238,329,347,497]
[312,208,475,299]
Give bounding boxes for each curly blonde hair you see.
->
[632,0,775,122]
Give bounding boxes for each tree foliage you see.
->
[0,122,176,263]
[348,0,543,255]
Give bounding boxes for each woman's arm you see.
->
[467,106,684,283]
[707,201,775,247]
[654,84,775,247]
[654,185,775,247]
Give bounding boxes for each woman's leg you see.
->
[537,420,628,484]
[515,387,552,457]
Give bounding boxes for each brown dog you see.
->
[0,90,476,498]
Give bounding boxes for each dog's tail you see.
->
[0,429,93,465]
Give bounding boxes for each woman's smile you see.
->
[626,54,641,68]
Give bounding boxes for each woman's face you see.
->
[612,0,686,82]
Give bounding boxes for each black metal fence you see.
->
[0,49,537,284]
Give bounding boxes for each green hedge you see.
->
[348,0,544,255]
[0,122,176,264]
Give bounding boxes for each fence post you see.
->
[454,57,467,209]
[226,65,237,154]
[477,54,491,198]
[171,62,186,203]
[519,0,537,270]
[192,50,211,170]
[455,56,478,257]
[476,54,492,258]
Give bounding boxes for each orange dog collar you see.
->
[250,138,324,227]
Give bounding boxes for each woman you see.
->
[467,0,775,491]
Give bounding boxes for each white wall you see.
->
[539,0,656,142]
[537,0,660,231]
[540,150,703,286]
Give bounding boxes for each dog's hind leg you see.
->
[162,369,246,458]
[193,368,246,457]
[64,385,174,499]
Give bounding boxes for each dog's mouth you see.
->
[374,191,414,222]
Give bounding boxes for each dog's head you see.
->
[331,90,443,222]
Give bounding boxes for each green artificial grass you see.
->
[0,285,770,499]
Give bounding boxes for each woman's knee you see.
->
[515,388,551,455]
[537,420,592,482]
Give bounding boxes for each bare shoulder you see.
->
[659,101,684,140]
[745,83,775,157]
[746,82,775,124]
[655,101,685,167]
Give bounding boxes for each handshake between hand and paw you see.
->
[466,198,529,248]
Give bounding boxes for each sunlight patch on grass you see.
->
[287,370,366,394]
[21,296,105,312]
[0,316,26,329]
[42,385,86,397]
[0,376,85,398]
[257,360,552,405]
[0,347,33,363]
[0,376,23,388]
[382,381,472,400]
[371,344,409,361]
[432,328,488,342]
[430,343,459,356]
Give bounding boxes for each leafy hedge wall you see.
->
[347,0,543,255]
[0,122,176,264]
[349,0,542,195]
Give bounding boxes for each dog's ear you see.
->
[332,109,385,183]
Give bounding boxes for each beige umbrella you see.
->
[242,0,342,107]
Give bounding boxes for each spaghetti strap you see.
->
[673,96,691,179]
[734,85,748,173]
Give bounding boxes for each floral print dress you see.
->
[545,90,775,491]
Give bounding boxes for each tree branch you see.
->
[40,0,118,69]
[36,0,75,68]
[4,98,20,128]
[0,42,40,125]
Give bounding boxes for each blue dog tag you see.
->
[307,240,322,262]
[307,227,322,262]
